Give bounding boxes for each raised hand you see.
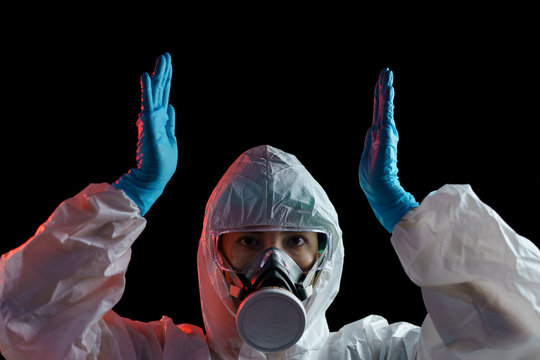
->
[359,68,418,233]
[114,53,178,216]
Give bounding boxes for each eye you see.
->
[239,236,257,247]
[288,236,306,247]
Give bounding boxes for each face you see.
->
[220,231,319,272]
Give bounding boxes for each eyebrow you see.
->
[239,231,310,236]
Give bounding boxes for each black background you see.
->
[2,10,538,341]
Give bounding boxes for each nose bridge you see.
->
[261,232,283,250]
[260,247,288,269]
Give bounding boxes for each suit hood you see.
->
[197,145,344,359]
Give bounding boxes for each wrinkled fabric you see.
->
[393,184,540,359]
[0,146,539,359]
[0,184,209,360]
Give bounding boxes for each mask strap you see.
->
[297,269,316,300]
[228,271,246,298]
[217,253,248,299]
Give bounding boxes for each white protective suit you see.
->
[1,145,539,359]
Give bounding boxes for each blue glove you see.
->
[359,68,418,233]
[114,53,177,216]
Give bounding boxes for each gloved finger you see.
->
[166,104,176,139]
[372,70,381,128]
[152,55,167,108]
[162,53,172,107]
[141,72,153,112]
[376,68,395,130]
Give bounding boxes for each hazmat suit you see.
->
[1,54,539,359]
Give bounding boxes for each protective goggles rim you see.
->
[210,226,333,273]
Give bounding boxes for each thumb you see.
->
[166,105,176,139]
[141,72,153,112]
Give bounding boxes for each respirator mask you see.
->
[211,228,332,353]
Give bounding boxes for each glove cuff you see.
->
[113,170,165,216]
[370,191,418,233]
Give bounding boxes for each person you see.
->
[0,53,539,360]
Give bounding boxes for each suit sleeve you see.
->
[392,184,540,359]
[0,183,146,359]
